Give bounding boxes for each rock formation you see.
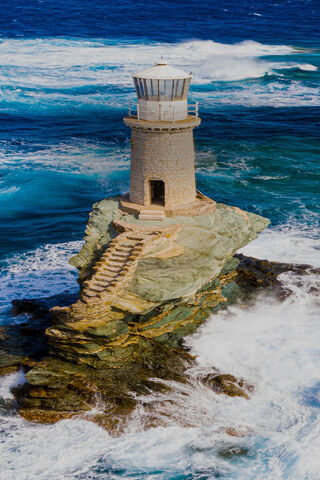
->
[46,196,268,365]
[1,195,276,430]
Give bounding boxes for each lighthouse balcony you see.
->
[123,114,201,131]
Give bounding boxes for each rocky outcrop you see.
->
[1,196,274,430]
[70,197,269,304]
[201,373,254,399]
[4,253,319,432]
[45,197,269,368]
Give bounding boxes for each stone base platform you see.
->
[120,191,216,219]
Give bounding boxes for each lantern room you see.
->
[132,59,192,121]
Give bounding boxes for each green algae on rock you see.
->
[71,196,269,305]
[7,254,319,432]
[6,196,271,430]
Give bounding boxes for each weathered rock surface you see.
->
[71,197,269,304]
[4,254,318,432]
[235,253,320,300]
[201,373,254,399]
[1,196,276,430]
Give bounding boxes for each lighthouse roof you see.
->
[133,60,191,80]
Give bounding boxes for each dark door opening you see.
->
[150,180,165,206]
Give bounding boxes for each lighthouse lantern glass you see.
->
[133,77,191,101]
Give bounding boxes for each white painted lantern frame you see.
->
[131,61,193,122]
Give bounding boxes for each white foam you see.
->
[239,225,320,267]
[0,418,110,480]
[0,138,130,173]
[298,64,318,71]
[0,37,318,108]
[0,227,319,478]
[0,185,20,195]
[0,38,308,87]
[184,270,320,478]
[0,38,293,70]
[196,79,320,107]
[0,370,25,400]
[0,241,82,316]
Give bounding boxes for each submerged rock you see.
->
[201,373,254,399]
[218,446,250,458]
[235,253,320,300]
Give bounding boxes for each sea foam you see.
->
[0,241,82,319]
[239,225,320,267]
[0,38,318,111]
[0,227,319,479]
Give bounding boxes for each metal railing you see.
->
[128,100,137,118]
[128,100,199,121]
[187,100,199,118]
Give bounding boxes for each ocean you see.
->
[0,0,319,478]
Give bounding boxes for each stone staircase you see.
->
[50,222,184,324]
[80,231,150,304]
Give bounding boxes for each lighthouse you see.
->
[122,59,205,219]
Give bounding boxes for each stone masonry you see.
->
[124,118,201,207]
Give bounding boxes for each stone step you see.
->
[138,212,166,220]
[127,251,139,257]
[111,254,130,260]
[138,210,165,221]
[102,265,122,273]
[82,290,98,298]
[81,231,149,301]
[87,284,105,293]
[114,246,134,253]
[104,262,123,269]
[105,285,117,293]
[107,255,124,262]
[90,279,113,288]
[120,240,139,247]
[94,273,117,282]
[95,268,119,276]
[130,246,141,252]
[126,235,147,241]
[111,252,130,259]
[101,248,115,256]
[132,242,144,248]
[101,258,123,266]
[115,273,130,280]
[94,260,108,268]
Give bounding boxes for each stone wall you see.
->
[129,126,197,207]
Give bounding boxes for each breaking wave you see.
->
[0,38,318,110]
[0,225,319,479]
[0,241,82,319]
[0,138,130,173]
[240,225,320,267]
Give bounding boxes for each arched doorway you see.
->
[150,179,165,206]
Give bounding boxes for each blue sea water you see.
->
[0,1,319,479]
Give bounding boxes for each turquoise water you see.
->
[0,1,320,478]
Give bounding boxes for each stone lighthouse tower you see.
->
[123,59,202,218]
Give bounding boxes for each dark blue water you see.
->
[0,1,319,479]
[1,0,320,45]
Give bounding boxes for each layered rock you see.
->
[7,254,319,431]
[3,196,273,429]
[46,197,269,366]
